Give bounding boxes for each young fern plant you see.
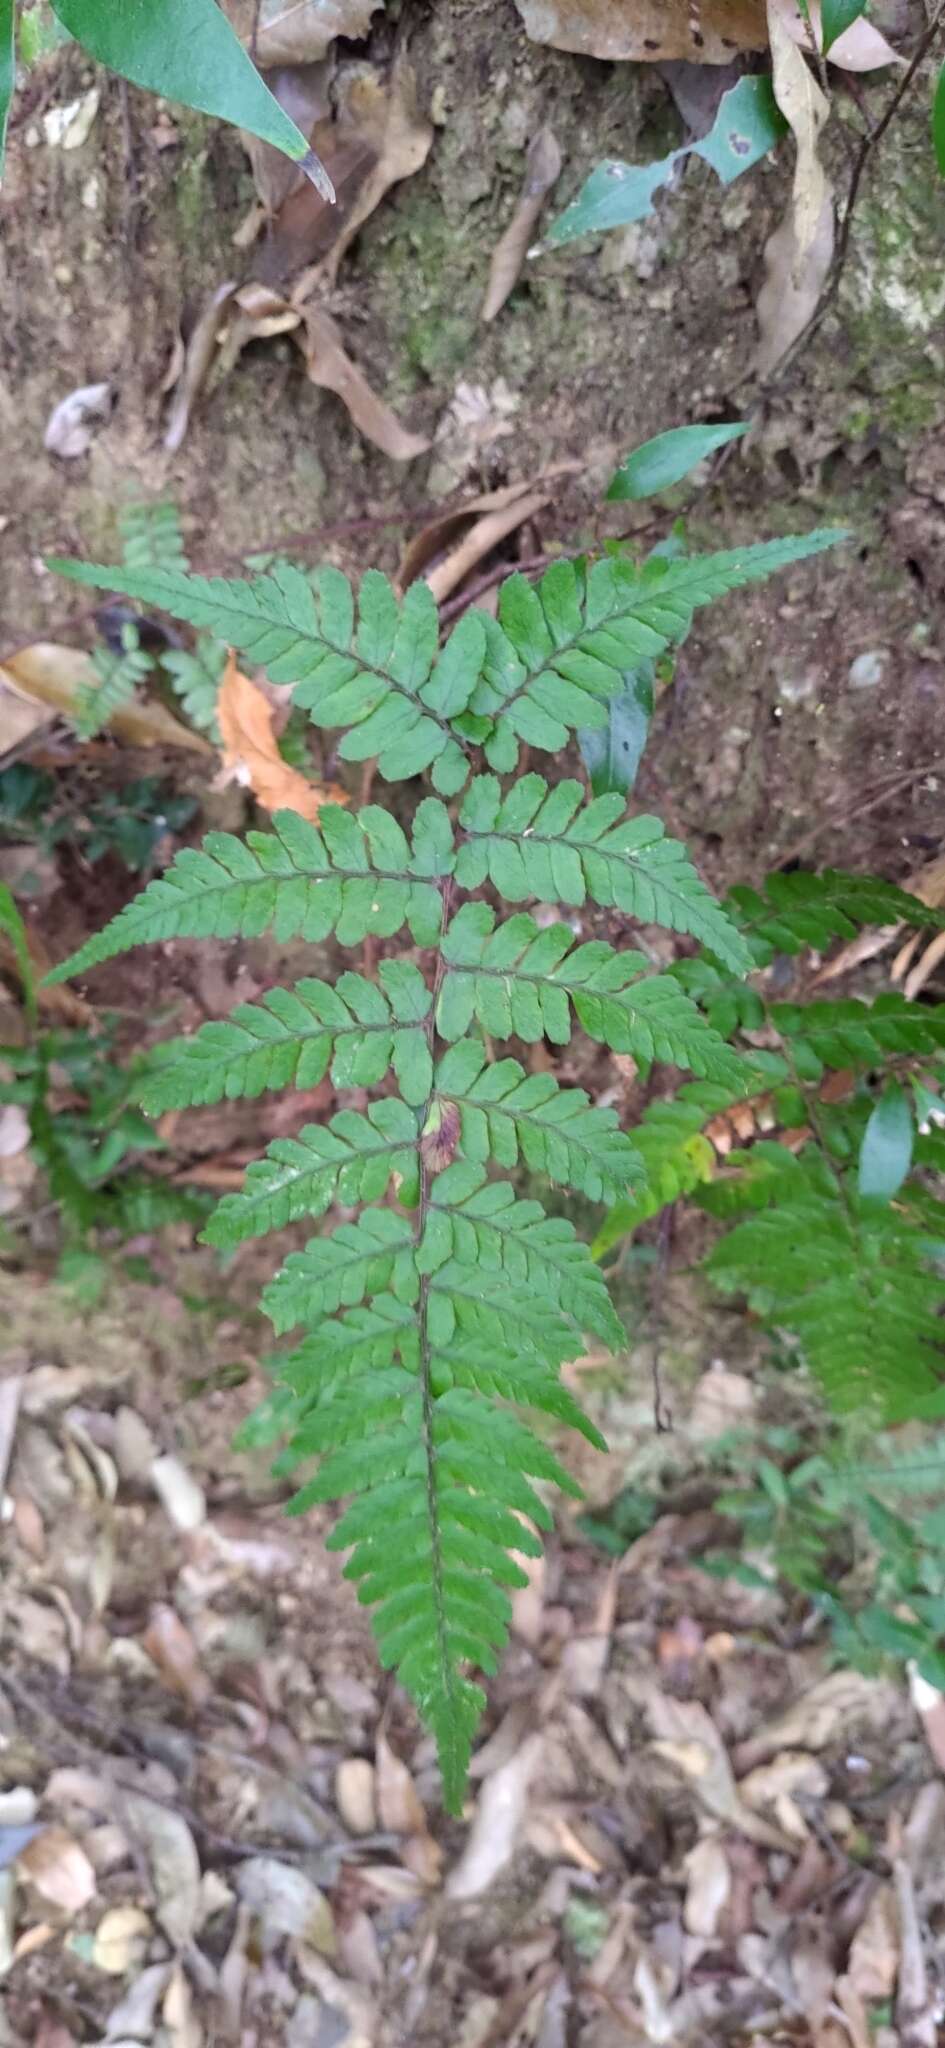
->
[597,869,945,1425]
[46,524,842,1809]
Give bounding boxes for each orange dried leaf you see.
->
[217,654,348,821]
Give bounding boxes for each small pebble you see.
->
[848,649,887,689]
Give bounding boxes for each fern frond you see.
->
[773,995,945,1071]
[203,1098,421,1247]
[47,802,454,984]
[434,1039,641,1203]
[119,500,188,573]
[74,635,154,740]
[456,774,752,975]
[139,962,432,1113]
[162,635,226,740]
[705,1152,945,1417]
[591,1067,785,1254]
[469,535,844,765]
[438,902,746,1083]
[728,869,945,958]
[48,558,486,788]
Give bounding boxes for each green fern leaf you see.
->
[162,634,226,740]
[470,535,845,763]
[45,803,452,984]
[773,995,945,1071]
[433,1039,641,1202]
[728,869,945,958]
[74,633,154,740]
[203,1098,421,1247]
[591,1064,785,1255]
[456,773,752,974]
[119,500,188,573]
[48,558,487,785]
[438,902,746,1083]
[706,1154,945,1419]
[139,961,432,1113]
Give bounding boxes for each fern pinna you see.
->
[48,527,843,1809]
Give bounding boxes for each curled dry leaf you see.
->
[846,1881,899,2002]
[683,1835,731,1937]
[482,128,562,323]
[225,0,382,65]
[241,60,333,218]
[398,466,578,604]
[91,1904,152,1975]
[447,1733,545,1900]
[374,1732,426,1836]
[767,0,829,260]
[149,1453,206,1532]
[295,304,430,460]
[737,1668,902,1769]
[0,645,212,754]
[255,61,433,288]
[123,1795,201,1948]
[753,190,834,378]
[235,1856,336,1953]
[515,0,767,62]
[648,1694,793,1848]
[163,283,238,455]
[774,0,904,71]
[17,1826,96,1916]
[737,1749,829,1840]
[44,382,113,461]
[140,1607,211,1711]
[335,1758,377,1836]
[217,653,348,820]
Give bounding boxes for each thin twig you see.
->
[750,3,945,392]
[776,757,945,867]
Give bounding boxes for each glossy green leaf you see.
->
[821,0,868,53]
[0,0,13,180]
[934,60,945,180]
[578,663,653,797]
[51,0,334,194]
[606,422,749,504]
[546,76,784,246]
[858,1084,914,1202]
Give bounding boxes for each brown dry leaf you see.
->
[258,61,433,288]
[397,466,578,602]
[123,1795,201,1948]
[561,1564,616,1696]
[515,0,767,60]
[767,0,829,258]
[226,0,381,65]
[648,1694,794,1848]
[683,1836,731,1937]
[217,653,348,820]
[737,1669,901,1769]
[335,1760,377,1837]
[753,191,834,378]
[900,928,945,1001]
[18,1826,96,1916]
[775,0,903,71]
[482,128,562,323]
[737,1749,828,1840]
[218,280,302,375]
[0,645,212,753]
[374,1731,426,1836]
[141,1607,211,1711]
[163,281,238,455]
[447,1733,545,1900]
[91,1904,152,1975]
[294,304,430,460]
[241,61,333,219]
[846,1882,899,2002]
[164,1962,203,2048]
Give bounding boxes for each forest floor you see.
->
[2,1,945,2042]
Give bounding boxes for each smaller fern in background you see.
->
[71,501,226,742]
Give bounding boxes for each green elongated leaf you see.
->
[858,1084,914,1202]
[0,883,37,1027]
[821,0,868,52]
[691,74,787,182]
[935,60,945,179]
[51,0,334,194]
[607,423,749,503]
[546,77,786,245]
[0,0,14,180]
[578,663,653,799]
